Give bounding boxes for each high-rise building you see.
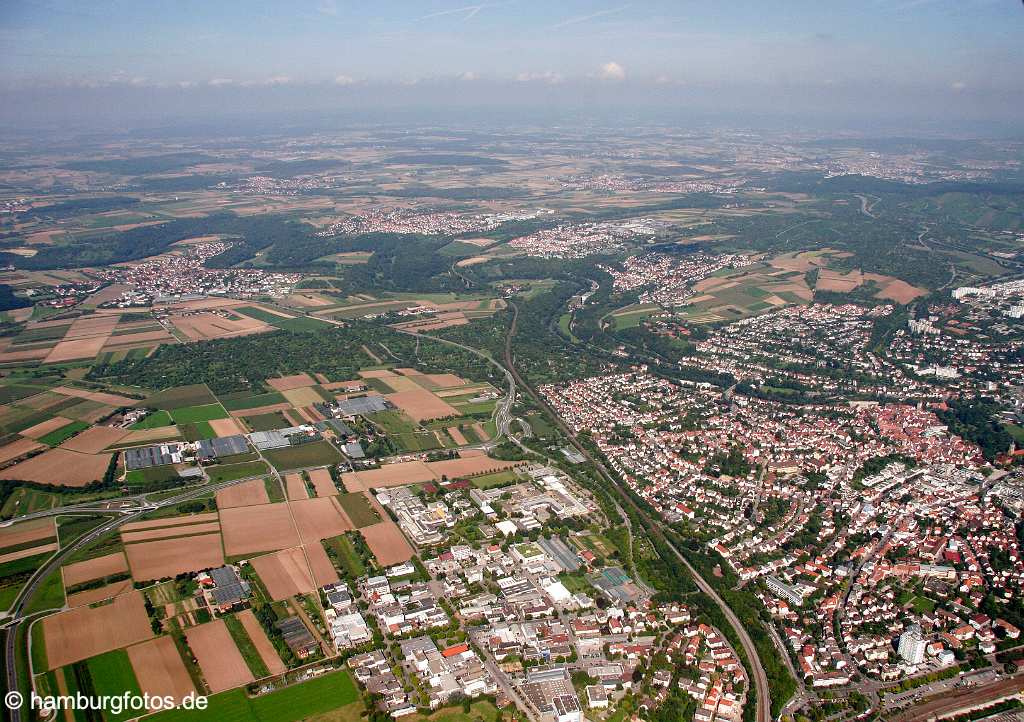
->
[898,624,926,665]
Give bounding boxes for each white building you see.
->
[898,624,926,665]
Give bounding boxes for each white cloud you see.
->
[317,0,338,16]
[334,74,355,86]
[459,71,479,81]
[597,61,625,81]
[262,75,292,86]
[208,78,234,86]
[515,71,562,84]
[951,80,966,91]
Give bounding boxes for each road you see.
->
[854,194,879,219]
[2,473,269,721]
[501,302,772,722]
[392,326,517,443]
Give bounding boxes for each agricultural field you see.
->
[262,441,344,471]
[148,669,358,722]
[336,492,380,527]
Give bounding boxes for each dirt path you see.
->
[360,344,382,364]
[288,598,330,656]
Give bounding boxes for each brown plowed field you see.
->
[307,468,337,496]
[250,547,315,600]
[0,517,55,549]
[215,479,269,508]
[220,503,299,556]
[361,521,414,566]
[266,373,315,391]
[378,374,421,393]
[169,312,270,342]
[121,512,219,531]
[44,336,108,363]
[0,447,112,486]
[284,473,309,499]
[185,619,254,693]
[43,591,152,669]
[66,580,132,608]
[19,416,75,440]
[229,402,291,418]
[125,534,224,581]
[208,418,245,437]
[446,427,468,445]
[121,521,221,544]
[236,609,286,675]
[114,426,182,445]
[386,389,458,422]
[0,542,57,564]
[426,456,521,479]
[358,369,398,379]
[63,315,119,339]
[289,497,352,544]
[0,438,44,465]
[0,347,49,363]
[281,386,322,407]
[101,330,173,349]
[59,426,129,453]
[341,460,436,492]
[61,551,129,587]
[127,636,196,707]
[424,373,467,388]
[303,543,340,587]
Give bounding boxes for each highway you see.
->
[392,326,517,443]
[501,301,773,722]
[1,473,268,721]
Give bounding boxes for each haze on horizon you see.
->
[1,0,1022,133]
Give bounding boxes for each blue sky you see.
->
[1,0,1021,128]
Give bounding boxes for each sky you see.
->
[0,0,1022,132]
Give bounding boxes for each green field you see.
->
[180,421,216,441]
[220,392,287,411]
[470,470,519,488]
[324,535,365,578]
[85,649,144,722]
[11,325,70,345]
[0,406,55,435]
[207,461,269,483]
[125,464,181,485]
[610,304,660,330]
[131,409,174,429]
[262,441,343,471]
[37,417,91,444]
[25,568,64,614]
[336,493,380,528]
[224,613,271,679]
[243,412,289,432]
[0,384,50,404]
[0,551,54,580]
[393,432,441,452]
[365,410,417,434]
[148,669,358,722]
[235,306,332,332]
[0,582,23,609]
[264,477,285,503]
[0,486,60,516]
[911,595,937,614]
[170,403,229,424]
[144,384,218,410]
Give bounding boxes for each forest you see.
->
[88,322,502,394]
